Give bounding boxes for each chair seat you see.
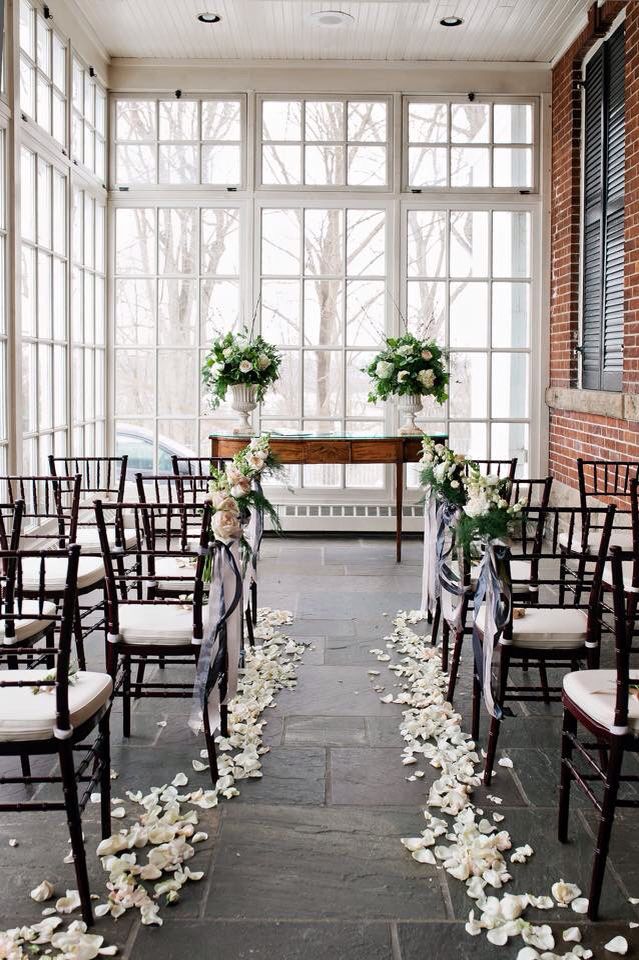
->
[20,555,105,593]
[0,670,112,742]
[563,669,639,735]
[1,600,57,646]
[602,559,637,592]
[558,527,633,551]
[152,555,199,592]
[116,602,209,646]
[441,559,533,625]
[476,605,588,650]
[73,526,138,551]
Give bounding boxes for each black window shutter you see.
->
[581,23,625,391]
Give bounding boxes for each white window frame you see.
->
[18,0,67,149]
[71,50,107,185]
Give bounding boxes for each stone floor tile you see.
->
[284,715,368,747]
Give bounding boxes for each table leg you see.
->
[396,459,403,563]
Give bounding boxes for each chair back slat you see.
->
[0,476,80,547]
[171,456,224,479]
[49,455,128,501]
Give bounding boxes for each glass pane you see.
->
[408,146,447,187]
[201,208,240,274]
[37,251,52,339]
[72,59,83,110]
[53,345,66,426]
[22,343,36,433]
[158,279,197,345]
[449,420,487,460]
[305,145,344,185]
[37,159,52,249]
[201,278,240,340]
[158,351,196,415]
[262,144,301,185]
[202,144,241,184]
[159,100,198,140]
[72,113,83,163]
[348,102,386,142]
[492,211,531,278]
[451,103,489,143]
[52,172,66,256]
[305,101,343,141]
[83,194,93,268]
[408,102,447,142]
[346,279,384,346]
[406,280,445,341]
[52,92,65,146]
[303,351,343,417]
[116,99,156,140]
[84,75,94,123]
[115,208,155,275]
[260,351,300,417]
[261,208,301,275]
[261,279,300,346]
[96,205,105,272]
[96,138,106,180]
[21,246,36,336]
[158,208,197,274]
[37,344,52,429]
[115,279,155,345]
[159,144,198,184]
[449,352,488,419]
[95,350,105,416]
[492,353,529,418]
[36,74,51,133]
[492,282,529,348]
[304,279,343,345]
[84,349,94,418]
[407,210,446,277]
[95,277,105,344]
[116,144,157,184]
[491,422,529,470]
[71,266,83,342]
[494,104,533,144]
[20,0,34,57]
[20,57,35,118]
[262,100,301,141]
[21,149,36,242]
[305,209,343,276]
[346,351,380,416]
[96,90,106,137]
[114,349,155,416]
[347,145,386,186]
[115,420,155,471]
[346,209,385,277]
[450,211,489,277]
[158,420,198,464]
[36,16,50,76]
[450,147,490,187]
[202,100,241,140]
[493,147,532,188]
[84,273,95,343]
[450,282,488,348]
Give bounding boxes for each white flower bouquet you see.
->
[201,329,281,409]
[207,436,282,545]
[364,332,448,404]
[455,470,523,550]
[419,436,470,507]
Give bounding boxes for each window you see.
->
[405,206,532,478]
[19,0,66,146]
[258,204,387,488]
[0,128,7,473]
[72,188,106,455]
[113,204,242,465]
[581,23,625,391]
[72,56,106,182]
[113,97,244,187]
[21,146,68,471]
[405,99,534,190]
[260,98,389,188]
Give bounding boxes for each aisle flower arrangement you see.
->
[207,435,282,544]
[419,436,470,508]
[201,329,282,410]
[455,470,523,551]
[364,332,448,404]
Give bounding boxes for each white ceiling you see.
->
[73,0,590,63]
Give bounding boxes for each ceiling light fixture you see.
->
[440,15,463,27]
[308,10,354,28]
[197,12,221,23]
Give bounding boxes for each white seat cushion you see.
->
[558,527,633,551]
[116,602,209,646]
[20,555,105,593]
[1,600,57,646]
[563,669,639,735]
[476,605,588,650]
[602,559,637,591]
[73,526,138,551]
[152,556,198,592]
[0,670,112,741]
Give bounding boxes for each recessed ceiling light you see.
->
[308,10,354,28]
[440,15,463,27]
[197,12,221,23]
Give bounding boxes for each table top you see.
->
[209,431,448,441]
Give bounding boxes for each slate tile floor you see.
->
[1,536,639,959]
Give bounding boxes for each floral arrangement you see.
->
[201,329,282,409]
[207,436,281,544]
[419,436,471,508]
[454,470,523,551]
[364,332,448,404]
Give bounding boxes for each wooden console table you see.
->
[209,432,447,562]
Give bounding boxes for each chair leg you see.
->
[59,742,93,927]
[587,741,623,921]
[558,707,577,843]
[251,580,258,626]
[203,709,219,785]
[539,660,550,704]
[73,599,87,671]
[20,754,31,779]
[441,619,450,672]
[98,712,112,840]
[245,605,255,648]
[484,646,510,787]
[122,656,131,738]
[158,655,166,671]
[45,625,55,670]
[471,668,481,743]
[220,702,229,738]
[430,598,441,647]
[446,628,464,704]
[134,661,146,698]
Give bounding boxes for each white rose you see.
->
[212,510,241,542]
[397,370,409,383]
[421,349,433,361]
[375,360,394,379]
[464,493,490,518]
[223,347,234,359]
[418,369,435,389]
[247,451,266,471]
[211,492,237,512]
[397,344,413,356]
[231,478,251,498]
[433,461,448,484]
[239,359,253,374]
[450,480,459,489]
[225,464,245,486]
[257,354,271,371]
[208,362,222,378]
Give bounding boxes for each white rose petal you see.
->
[605,936,628,955]
[570,898,589,914]
[55,889,81,914]
[111,807,126,819]
[563,927,582,943]
[30,880,55,902]
[497,757,513,769]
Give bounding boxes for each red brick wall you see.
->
[548,0,638,490]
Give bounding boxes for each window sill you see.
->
[545,386,639,421]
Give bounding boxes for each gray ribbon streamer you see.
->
[243,479,264,612]
[420,488,439,615]
[436,500,468,632]
[189,539,243,735]
[472,541,511,719]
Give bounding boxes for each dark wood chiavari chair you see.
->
[0,543,113,925]
[559,544,639,920]
[95,499,235,782]
[476,504,616,786]
[48,455,132,552]
[0,475,106,669]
